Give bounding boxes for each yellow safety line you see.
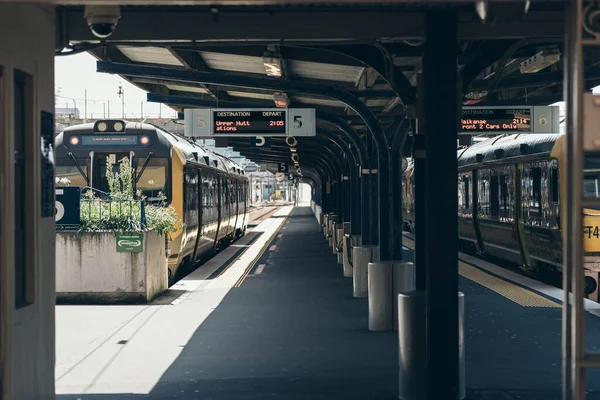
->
[234,212,290,288]
[402,236,560,308]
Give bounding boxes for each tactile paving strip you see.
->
[402,236,560,308]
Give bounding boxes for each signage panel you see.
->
[116,232,144,253]
[214,110,286,134]
[460,105,560,134]
[184,108,316,137]
[81,135,139,146]
[56,186,81,231]
[461,107,531,133]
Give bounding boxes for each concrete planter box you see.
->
[56,231,168,304]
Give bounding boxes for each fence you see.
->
[80,198,146,231]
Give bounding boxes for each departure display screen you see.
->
[80,135,139,146]
[213,110,286,135]
[461,107,532,133]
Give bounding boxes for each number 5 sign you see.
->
[287,108,316,137]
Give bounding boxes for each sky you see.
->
[54,52,177,119]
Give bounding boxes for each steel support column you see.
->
[390,120,410,261]
[317,111,370,239]
[423,10,459,400]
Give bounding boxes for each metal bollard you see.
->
[393,262,415,331]
[336,227,344,264]
[352,246,380,298]
[398,291,466,400]
[368,262,393,331]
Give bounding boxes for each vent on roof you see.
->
[192,152,199,161]
[203,156,210,165]
[475,153,484,163]
[520,143,529,154]
[494,149,505,159]
[213,160,218,167]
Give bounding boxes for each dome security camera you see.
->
[84,6,121,39]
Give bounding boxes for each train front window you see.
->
[136,158,168,202]
[56,159,88,188]
[584,155,600,209]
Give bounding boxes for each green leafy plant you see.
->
[80,156,182,237]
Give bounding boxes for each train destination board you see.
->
[184,108,316,137]
[461,107,531,133]
[213,110,286,134]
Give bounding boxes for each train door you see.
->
[214,174,223,246]
[232,179,240,236]
[515,163,532,270]
[93,152,131,193]
[471,169,485,253]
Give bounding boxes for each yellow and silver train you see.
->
[55,120,249,283]
[402,133,600,300]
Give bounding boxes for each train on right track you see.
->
[402,133,600,301]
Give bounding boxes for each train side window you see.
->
[551,166,559,204]
[499,175,509,218]
[531,167,542,217]
[490,175,499,217]
[457,178,463,210]
[479,170,490,217]
[465,177,470,210]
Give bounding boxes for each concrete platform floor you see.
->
[57,207,398,399]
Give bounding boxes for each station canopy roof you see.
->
[55,2,589,181]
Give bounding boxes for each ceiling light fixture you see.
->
[263,51,282,77]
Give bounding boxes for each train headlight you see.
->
[69,136,80,145]
[113,121,124,132]
[585,275,598,295]
[96,122,108,132]
[140,136,149,145]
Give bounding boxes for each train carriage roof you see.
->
[457,133,563,168]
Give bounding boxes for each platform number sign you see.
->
[55,186,81,230]
[250,136,271,149]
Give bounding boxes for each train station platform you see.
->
[56,206,600,400]
[55,207,398,400]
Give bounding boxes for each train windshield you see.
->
[584,154,600,208]
[56,158,88,188]
[135,158,168,202]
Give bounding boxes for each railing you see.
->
[80,198,146,231]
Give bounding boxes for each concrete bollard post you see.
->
[336,227,344,264]
[393,262,415,331]
[352,246,379,298]
[327,214,337,247]
[319,211,324,232]
[368,262,393,331]
[397,291,466,400]
[342,235,353,277]
[332,223,341,255]
[322,214,329,238]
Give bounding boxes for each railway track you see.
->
[248,202,290,226]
